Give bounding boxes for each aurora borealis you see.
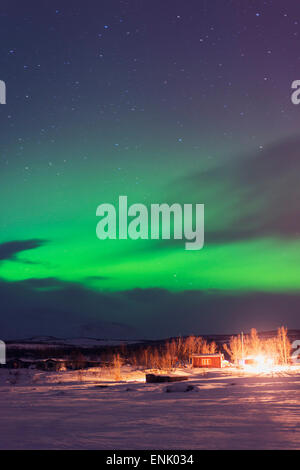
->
[1,1,300,339]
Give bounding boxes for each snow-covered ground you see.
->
[0,365,299,450]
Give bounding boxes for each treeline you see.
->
[122,327,292,369]
[223,327,291,365]
[125,336,217,370]
[6,327,292,372]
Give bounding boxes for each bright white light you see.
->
[242,354,276,373]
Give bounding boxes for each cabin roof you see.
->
[191,353,223,357]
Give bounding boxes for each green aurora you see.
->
[1,2,300,337]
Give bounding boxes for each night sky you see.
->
[1,0,300,339]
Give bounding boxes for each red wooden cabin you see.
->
[191,353,224,368]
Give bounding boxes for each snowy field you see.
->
[0,365,299,450]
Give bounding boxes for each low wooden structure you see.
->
[146,374,188,383]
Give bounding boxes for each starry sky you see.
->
[1,0,300,339]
